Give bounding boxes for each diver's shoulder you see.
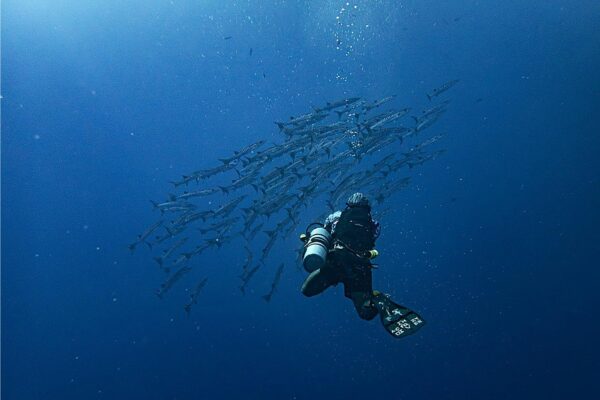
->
[324,210,342,230]
[325,210,342,223]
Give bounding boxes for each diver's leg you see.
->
[345,266,378,320]
[301,268,336,297]
[350,291,379,320]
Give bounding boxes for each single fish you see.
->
[219,140,266,165]
[154,237,188,267]
[414,112,444,132]
[407,149,445,168]
[244,221,264,242]
[262,263,285,302]
[363,95,396,112]
[156,265,192,299]
[240,264,261,295]
[419,100,450,119]
[211,195,246,219]
[184,277,208,315]
[261,232,278,261]
[427,79,459,100]
[365,108,410,131]
[182,242,211,260]
[129,220,163,252]
[175,188,220,200]
[198,216,240,235]
[220,172,259,195]
[313,97,361,113]
[241,245,253,275]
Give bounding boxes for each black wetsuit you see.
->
[301,207,380,320]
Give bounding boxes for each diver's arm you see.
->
[373,220,381,239]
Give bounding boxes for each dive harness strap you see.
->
[332,239,379,266]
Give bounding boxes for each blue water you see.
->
[3,1,600,399]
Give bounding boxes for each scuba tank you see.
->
[301,223,332,273]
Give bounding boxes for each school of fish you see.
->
[129,80,458,313]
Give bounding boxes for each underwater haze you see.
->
[2,0,600,399]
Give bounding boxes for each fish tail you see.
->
[285,207,293,218]
[264,229,276,237]
[326,199,335,211]
[241,207,252,216]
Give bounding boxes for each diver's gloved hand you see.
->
[367,249,379,259]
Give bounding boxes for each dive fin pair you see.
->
[373,294,426,339]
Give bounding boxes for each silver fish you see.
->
[156,265,192,298]
[262,263,285,302]
[184,277,209,315]
[427,79,459,100]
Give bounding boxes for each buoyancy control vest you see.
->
[332,205,376,253]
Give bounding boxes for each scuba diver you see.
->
[300,193,425,338]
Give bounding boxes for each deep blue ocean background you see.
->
[3,1,600,399]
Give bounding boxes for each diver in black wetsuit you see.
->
[300,193,426,338]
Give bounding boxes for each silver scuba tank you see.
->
[302,227,332,272]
